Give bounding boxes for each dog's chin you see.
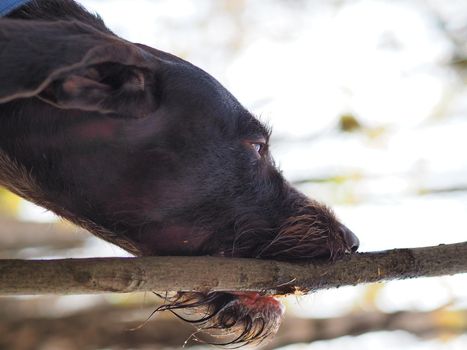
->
[155,291,284,346]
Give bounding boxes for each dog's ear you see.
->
[0,20,158,117]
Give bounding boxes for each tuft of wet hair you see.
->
[256,202,347,260]
[154,291,284,347]
[226,200,349,261]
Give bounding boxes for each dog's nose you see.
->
[340,225,359,252]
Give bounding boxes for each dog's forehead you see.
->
[161,61,235,102]
[148,54,270,138]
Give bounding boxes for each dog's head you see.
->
[0,9,358,345]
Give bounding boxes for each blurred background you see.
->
[1,0,467,349]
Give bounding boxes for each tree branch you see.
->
[0,241,466,295]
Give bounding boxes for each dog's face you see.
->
[0,6,359,345]
[0,20,358,260]
[99,49,358,260]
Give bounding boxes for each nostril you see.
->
[341,225,360,252]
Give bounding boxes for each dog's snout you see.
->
[340,225,359,252]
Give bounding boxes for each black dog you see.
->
[0,0,359,345]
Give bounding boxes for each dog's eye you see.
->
[251,142,266,157]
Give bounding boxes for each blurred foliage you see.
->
[338,113,362,132]
[0,188,21,217]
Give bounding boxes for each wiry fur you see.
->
[155,292,284,346]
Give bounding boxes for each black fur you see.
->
[0,0,359,345]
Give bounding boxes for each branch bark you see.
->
[0,241,466,295]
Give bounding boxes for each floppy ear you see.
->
[0,19,158,118]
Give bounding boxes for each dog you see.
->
[0,0,359,345]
